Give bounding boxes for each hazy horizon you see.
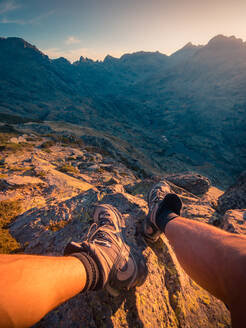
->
[1,0,246,62]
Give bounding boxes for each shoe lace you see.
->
[152,188,166,203]
[85,212,114,248]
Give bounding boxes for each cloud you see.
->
[0,0,20,15]
[65,36,81,45]
[0,17,24,24]
[0,10,55,25]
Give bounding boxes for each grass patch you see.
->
[48,220,68,232]
[40,140,56,149]
[43,134,85,148]
[58,164,78,174]
[8,165,32,172]
[0,200,22,254]
[36,170,47,178]
[43,148,51,153]
[84,145,110,156]
[0,113,41,124]
[0,133,33,153]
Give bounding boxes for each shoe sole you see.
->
[96,204,148,296]
[143,181,171,243]
[142,209,161,244]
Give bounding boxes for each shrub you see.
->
[48,220,68,232]
[0,200,22,226]
[43,148,51,153]
[40,140,56,149]
[0,133,33,153]
[0,230,21,254]
[0,200,22,254]
[0,142,23,152]
[8,165,32,172]
[58,164,78,174]
[36,171,46,178]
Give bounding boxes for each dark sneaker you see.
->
[143,180,182,242]
[67,204,147,296]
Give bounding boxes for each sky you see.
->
[0,0,246,62]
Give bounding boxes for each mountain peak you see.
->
[73,56,94,65]
[103,55,118,64]
[0,37,48,59]
[207,34,244,47]
[183,42,195,49]
[170,42,202,61]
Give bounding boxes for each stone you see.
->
[165,173,211,196]
[221,209,246,234]
[3,175,45,187]
[87,164,100,171]
[217,170,246,214]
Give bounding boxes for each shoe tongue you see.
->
[99,218,111,225]
[99,216,115,229]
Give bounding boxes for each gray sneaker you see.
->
[67,204,147,296]
[143,180,182,242]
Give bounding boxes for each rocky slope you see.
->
[0,35,245,187]
[0,128,239,327]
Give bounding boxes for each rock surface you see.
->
[10,187,230,328]
[2,175,44,187]
[165,173,211,196]
[221,209,246,234]
[0,132,231,327]
[217,171,246,214]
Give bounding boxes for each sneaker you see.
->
[143,180,182,242]
[66,204,147,296]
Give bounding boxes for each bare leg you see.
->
[0,204,147,327]
[165,217,246,327]
[0,254,86,327]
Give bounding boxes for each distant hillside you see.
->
[0,35,245,187]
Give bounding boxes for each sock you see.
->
[155,193,182,233]
[156,209,178,233]
[71,252,100,291]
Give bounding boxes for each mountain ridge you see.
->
[2,34,243,63]
[0,34,245,188]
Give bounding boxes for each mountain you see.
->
[0,35,245,187]
[169,42,203,65]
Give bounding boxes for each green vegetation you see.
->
[0,124,19,133]
[0,113,41,124]
[58,164,78,174]
[36,170,47,178]
[0,200,22,253]
[0,133,33,153]
[0,142,22,152]
[84,146,110,156]
[8,165,32,172]
[40,140,56,149]
[44,135,85,148]
[48,220,68,232]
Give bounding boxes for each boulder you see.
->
[217,171,246,214]
[2,175,45,187]
[165,173,211,196]
[221,209,246,234]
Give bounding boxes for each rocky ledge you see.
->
[1,131,245,327]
